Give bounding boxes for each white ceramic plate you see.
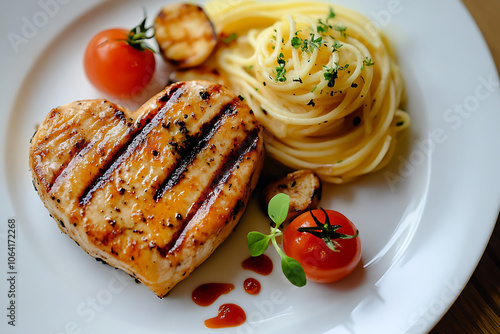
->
[1,0,499,333]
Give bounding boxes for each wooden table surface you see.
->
[430,1,500,333]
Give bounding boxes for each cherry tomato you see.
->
[283,209,361,283]
[84,19,155,98]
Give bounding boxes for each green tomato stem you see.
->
[126,13,156,53]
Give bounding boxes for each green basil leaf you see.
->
[247,231,271,257]
[281,255,307,287]
[268,193,289,226]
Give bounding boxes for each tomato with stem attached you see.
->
[283,208,361,283]
[84,16,156,98]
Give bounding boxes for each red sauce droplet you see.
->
[204,303,246,328]
[242,254,273,275]
[192,283,235,307]
[243,278,261,295]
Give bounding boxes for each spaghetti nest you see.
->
[205,0,409,183]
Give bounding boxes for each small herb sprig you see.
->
[247,194,307,287]
[323,63,349,87]
[331,39,343,52]
[317,8,336,34]
[221,33,238,44]
[362,57,375,69]
[275,53,287,82]
[291,32,325,53]
[334,25,347,38]
[327,7,336,21]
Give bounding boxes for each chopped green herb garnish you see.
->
[291,36,302,49]
[309,33,325,49]
[327,7,336,21]
[290,31,324,52]
[317,19,332,33]
[362,57,375,69]
[332,39,343,52]
[323,63,349,87]
[220,33,237,44]
[323,63,348,88]
[275,53,287,82]
[323,66,338,87]
[317,8,336,34]
[291,35,310,52]
[337,63,349,71]
[396,121,404,126]
[334,25,347,38]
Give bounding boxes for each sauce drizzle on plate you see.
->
[204,303,246,328]
[192,283,235,307]
[243,277,261,295]
[242,254,273,275]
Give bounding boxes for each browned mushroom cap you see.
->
[262,169,322,223]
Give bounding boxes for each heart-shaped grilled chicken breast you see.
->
[29,80,264,297]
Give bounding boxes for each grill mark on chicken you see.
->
[41,137,87,192]
[49,132,108,194]
[158,127,261,255]
[32,107,93,191]
[153,98,239,202]
[79,85,184,206]
[46,103,137,193]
